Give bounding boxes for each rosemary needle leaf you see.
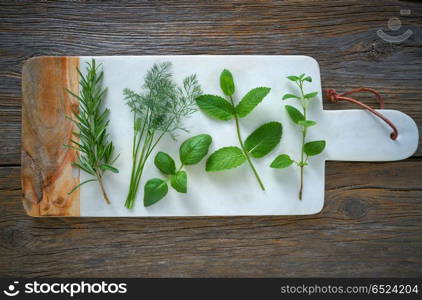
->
[66,59,119,204]
[68,179,97,195]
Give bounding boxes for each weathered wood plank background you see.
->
[0,0,421,277]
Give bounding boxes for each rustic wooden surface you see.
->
[22,57,80,217]
[0,0,421,277]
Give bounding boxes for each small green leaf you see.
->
[220,69,235,96]
[236,87,271,117]
[303,140,326,156]
[154,152,176,175]
[144,178,168,207]
[303,76,312,82]
[206,146,246,171]
[285,105,305,124]
[287,75,299,82]
[299,73,305,79]
[304,91,318,99]
[195,94,234,121]
[298,120,317,127]
[179,134,212,165]
[171,171,187,193]
[270,154,294,168]
[282,93,300,100]
[244,122,282,158]
[100,164,119,173]
[68,179,97,195]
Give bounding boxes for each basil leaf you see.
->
[244,122,282,158]
[303,140,326,156]
[285,105,305,124]
[144,178,168,207]
[282,93,300,100]
[220,69,235,96]
[270,154,294,168]
[206,146,246,171]
[298,120,317,127]
[287,75,299,82]
[195,94,234,121]
[304,91,318,99]
[170,171,187,193]
[236,87,271,118]
[179,134,212,165]
[154,152,176,175]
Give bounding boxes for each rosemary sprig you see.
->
[66,59,119,204]
[124,62,202,209]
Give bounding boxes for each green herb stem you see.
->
[230,96,266,191]
[96,170,111,205]
[277,74,324,200]
[123,63,201,209]
[298,81,307,200]
[299,115,306,200]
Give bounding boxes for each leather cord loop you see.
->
[326,88,398,140]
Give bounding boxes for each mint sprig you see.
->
[197,69,281,191]
[144,134,212,206]
[271,74,326,200]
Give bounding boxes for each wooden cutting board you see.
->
[21,56,419,217]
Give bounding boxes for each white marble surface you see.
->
[78,56,418,216]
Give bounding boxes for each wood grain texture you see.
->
[22,57,80,216]
[0,0,421,277]
[0,160,421,277]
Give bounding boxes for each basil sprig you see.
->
[144,134,212,207]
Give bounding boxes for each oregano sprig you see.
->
[270,74,326,199]
[196,69,281,190]
[124,62,202,209]
[144,134,212,206]
[65,59,119,204]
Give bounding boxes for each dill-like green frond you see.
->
[123,62,202,209]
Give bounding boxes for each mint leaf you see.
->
[179,134,212,165]
[236,87,271,117]
[244,122,282,158]
[144,178,168,207]
[270,154,294,168]
[303,140,326,156]
[195,94,234,121]
[282,93,300,100]
[154,152,176,175]
[304,91,318,99]
[285,105,305,124]
[170,171,187,193]
[298,120,317,127]
[206,146,246,171]
[287,75,299,82]
[220,69,235,96]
